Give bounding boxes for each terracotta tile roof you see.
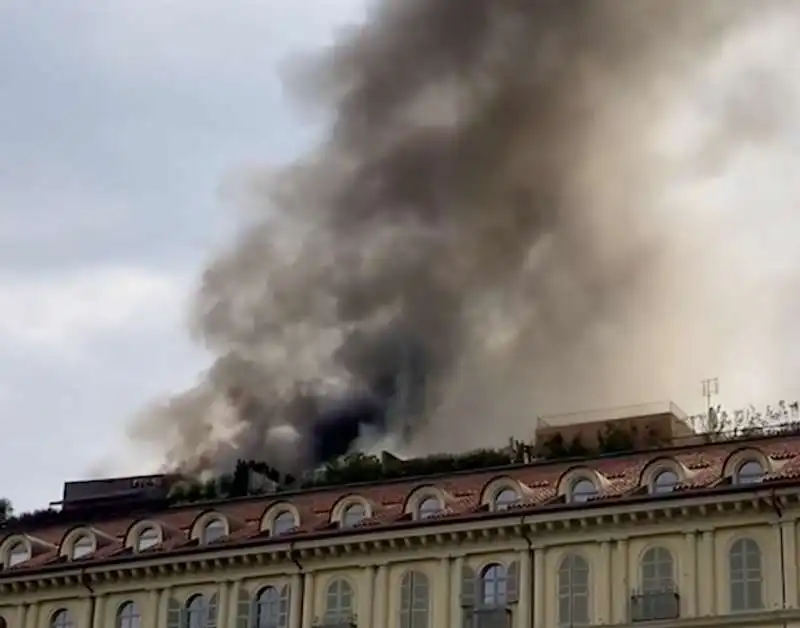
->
[4,432,800,575]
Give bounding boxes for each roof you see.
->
[2,426,800,576]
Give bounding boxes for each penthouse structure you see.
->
[1,402,799,628]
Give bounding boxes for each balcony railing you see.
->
[465,606,512,628]
[630,588,680,622]
[312,613,357,628]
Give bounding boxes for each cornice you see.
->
[1,487,796,595]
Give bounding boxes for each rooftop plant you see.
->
[4,401,800,527]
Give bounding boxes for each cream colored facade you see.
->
[1,484,798,628]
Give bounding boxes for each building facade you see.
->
[1,406,800,628]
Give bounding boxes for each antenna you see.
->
[701,377,719,411]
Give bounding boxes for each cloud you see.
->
[0,266,191,363]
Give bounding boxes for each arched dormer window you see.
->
[133,524,161,552]
[734,460,764,485]
[342,503,367,528]
[2,537,31,568]
[493,488,519,511]
[569,479,598,503]
[201,517,227,544]
[418,497,442,519]
[261,504,300,537]
[273,510,296,535]
[70,533,95,560]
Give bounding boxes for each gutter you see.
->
[519,515,535,628]
[79,569,97,628]
[289,542,306,628]
[769,489,787,611]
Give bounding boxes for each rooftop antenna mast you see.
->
[701,377,720,412]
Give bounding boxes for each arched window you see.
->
[136,526,160,552]
[272,511,295,536]
[734,461,764,485]
[558,554,590,626]
[417,497,442,519]
[255,586,288,628]
[480,563,508,608]
[641,547,675,591]
[651,470,679,494]
[70,534,94,559]
[116,602,141,628]
[185,595,209,628]
[51,610,73,628]
[201,518,226,544]
[7,540,30,567]
[729,539,764,612]
[342,503,366,528]
[493,488,519,511]
[400,571,430,628]
[324,579,355,624]
[568,479,598,503]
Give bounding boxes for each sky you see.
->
[2,2,800,516]
[0,0,367,513]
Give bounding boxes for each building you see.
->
[2,402,800,628]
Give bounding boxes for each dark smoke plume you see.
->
[130,0,799,477]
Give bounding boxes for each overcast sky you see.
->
[0,0,366,513]
[2,2,800,516]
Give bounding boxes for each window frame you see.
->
[399,570,430,628]
[417,496,442,520]
[324,578,355,623]
[557,554,590,627]
[116,601,142,628]
[272,510,296,536]
[728,538,764,612]
[70,534,95,560]
[51,610,74,628]
[734,460,765,485]
[493,488,519,511]
[568,479,598,504]
[200,518,227,545]
[341,503,367,528]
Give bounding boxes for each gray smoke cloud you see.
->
[130,0,800,476]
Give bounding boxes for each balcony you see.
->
[630,588,680,622]
[312,613,357,628]
[465,607,512,628]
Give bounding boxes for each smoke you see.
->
[130,0,800,476]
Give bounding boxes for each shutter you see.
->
[280,584,291,628]
[167,598,182,628]
[460,565,476,607]
[235,586,253,628]
[207,593,219,628]
[506,561,520,604]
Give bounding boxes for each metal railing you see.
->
[630,588,680,622]
[465,606,512,628]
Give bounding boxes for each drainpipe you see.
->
[80,569,97,628]
[289,543,306,628]
[520,516,534,628]
[769,489,787,611]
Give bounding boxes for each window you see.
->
[480,563,508,608]
[651,470,679,494]
[71,534,94,560]
[185,595,214,628]
[201,518,226,544]
[272,511,296,536]
[400,571,430,628]
[729,538,764,612]
[342,503,366,528]
[255,586,288,628]
[136,526,160,552]
[51,610,73,628]
[417,497,442,519]
[7,540,30,567]
[734,460,764,485]
[493,488,519,511]
[569,479,598,503]
[117,602,141,628]
[324,579,355,624]
[632,547,678,621]
[558,554,590,627]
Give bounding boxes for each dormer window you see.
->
[201,518,227,544]
[493,488,519,511]
[342,503,366,528]
[651,470,680,494]
[568,478,598,503]
[136,526,160,552]
[6,540,30,567]
[418,496,442,519]
[735,460,764,485]
[272,510,296,536]
[71,534,94,560]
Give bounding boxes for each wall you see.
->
[2,509,799,628]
